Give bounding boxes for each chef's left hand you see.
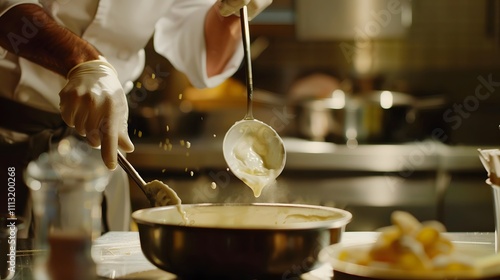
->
[59,56,134,170]
[218,0,272,20]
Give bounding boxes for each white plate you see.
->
[319,241,498,279]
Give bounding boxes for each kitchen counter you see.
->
[9,231,496,279]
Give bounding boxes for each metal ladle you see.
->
[118,151,183,208]
[222,6,286,189]
[117,151,155,207]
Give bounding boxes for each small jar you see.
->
[24,137,110,280]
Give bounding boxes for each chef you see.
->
[0,0,272,234]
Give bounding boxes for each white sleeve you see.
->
[0,0,41,17]
[153,0,243,89]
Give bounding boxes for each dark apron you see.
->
[0,96,77,161]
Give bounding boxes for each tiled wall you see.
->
[373,0,496,72]
[252,0,499,94]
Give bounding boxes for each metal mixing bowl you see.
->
[132,203,352,279]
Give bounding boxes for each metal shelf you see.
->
[127,137,490,173]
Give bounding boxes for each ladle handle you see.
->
[240,6,253,120]
[117,151,147,194]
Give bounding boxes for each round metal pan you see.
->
[132,203,352,279]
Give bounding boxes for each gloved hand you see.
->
[218,0,272,20]
[59,56,135,170]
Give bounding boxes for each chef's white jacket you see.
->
[0,0,243,231]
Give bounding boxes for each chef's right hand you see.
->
[59,56,134,170]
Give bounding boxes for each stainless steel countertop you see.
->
[12,231,494,279]
[127,137,492,172]
[92,231,495,279]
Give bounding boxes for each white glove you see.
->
[218,0,272,20]
[59,56,134,170]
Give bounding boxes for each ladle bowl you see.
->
[223,119,286,187]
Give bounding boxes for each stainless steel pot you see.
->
[294,90,446,144]
[132,203,352,279]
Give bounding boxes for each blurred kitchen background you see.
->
[125,0,500,232]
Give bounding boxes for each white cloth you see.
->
[0,0,243,230]
[105,165,131,231]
